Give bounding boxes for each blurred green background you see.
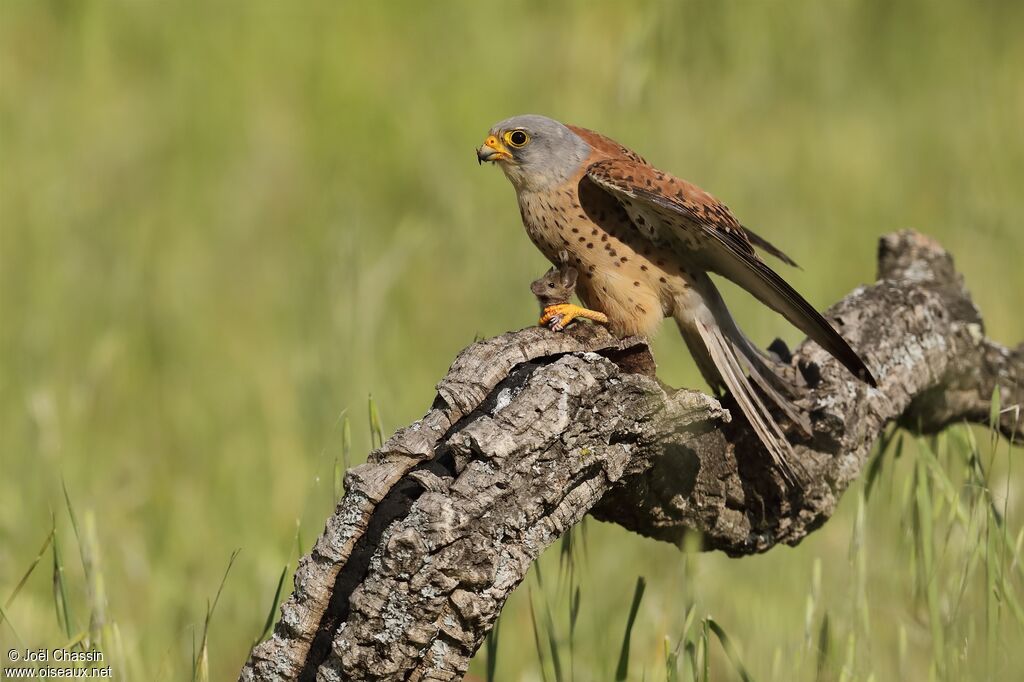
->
[2,1,1022,680]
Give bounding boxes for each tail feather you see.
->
[696,273,813,435]
[675,277,810,484]
[726,324,812,436]
[694,318,801,483]
[734,343,812,436]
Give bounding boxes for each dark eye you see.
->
[547,282,555,288]
[506,130,529,147]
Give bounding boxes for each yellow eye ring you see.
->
[504,130,530,148]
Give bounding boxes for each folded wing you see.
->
[585,157,876,386]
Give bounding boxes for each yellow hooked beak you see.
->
[476,134,513,164]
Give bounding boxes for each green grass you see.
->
[1,1,1022,680]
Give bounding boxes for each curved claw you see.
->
[539,304,608,331]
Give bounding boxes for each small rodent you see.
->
[530,262,578,310]
[531,253,608,331]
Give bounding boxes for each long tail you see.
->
[675,280,810,484]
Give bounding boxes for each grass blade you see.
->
[849,492,869,668]
[368,394,384,449]
[333,457,344,502]
[51,524,75,641]
[6,523,55,610]
[701,618,710,682]
[615,576,646,681]
[986,505,999,677]
[865,429,900,501]
[334,411,353,501]
[683,640,699,682]
[486,617,501,682]
[63,477,101,647]
[569,585,580,682]
[815,612,831,682]
[802,556,823,676]
[559,528,574,576]
[341,409,352,470]
[192,549,240,682]
[914,456,945,671]
[543,600,564,682]
[253,564,288,647]
[528,589,552,682]
[706,617,755,682]
[0,603,23,646]
[664,636,678,682]
[528,568,563,682]
[62,478,82,549]
[81,511,109,651]
[988,384,1001,433]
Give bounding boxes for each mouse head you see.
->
[531,264,578,299]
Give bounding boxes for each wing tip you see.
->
[837,348,878,388]
[754,257,878,389]
[740,225,800,268]
[768,248,799,269]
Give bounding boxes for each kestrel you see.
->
[477,114,876,481]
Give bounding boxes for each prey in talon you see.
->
[531,254,609,332]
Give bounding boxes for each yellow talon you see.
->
[539,303,609,331]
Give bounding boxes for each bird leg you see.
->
[539,304,609,332]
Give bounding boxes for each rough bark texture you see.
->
[239,231,1022,682]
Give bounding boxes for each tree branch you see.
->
[239,230,1022,682]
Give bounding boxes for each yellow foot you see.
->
[539,304,609,331]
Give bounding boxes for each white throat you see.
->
[500,162,571,193]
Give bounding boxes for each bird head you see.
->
[477,114,591,191]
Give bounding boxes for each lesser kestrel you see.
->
[477,114,876,481]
